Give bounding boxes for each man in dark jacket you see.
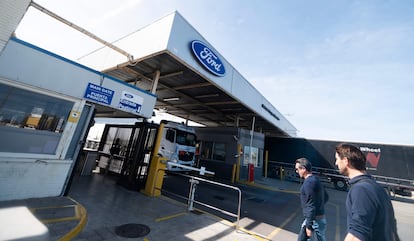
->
[295,157,327,241]
[335,143,400,241]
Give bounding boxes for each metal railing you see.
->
[185,174,242,229]
[153,166,242,229]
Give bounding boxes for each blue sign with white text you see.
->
[84,83,114,105]
[119,99,142,113]
[191,40,225,77]
[118,91,143,114]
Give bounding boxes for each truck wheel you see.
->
[334,179,348,191]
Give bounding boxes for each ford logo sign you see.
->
[124,93,134,98]
[191,40,225,77]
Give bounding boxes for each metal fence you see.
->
[153,168,242,229]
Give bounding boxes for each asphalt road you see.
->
[162,172,414,241]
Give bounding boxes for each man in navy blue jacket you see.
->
[295,157,327,241]
[335,143,400,241]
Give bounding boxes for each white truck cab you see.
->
[158,121,197,171]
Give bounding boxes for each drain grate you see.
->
[115,223,150,238]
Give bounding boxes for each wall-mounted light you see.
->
[163,97,180,101]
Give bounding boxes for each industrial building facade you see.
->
[0,3,296,201]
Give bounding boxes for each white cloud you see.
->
[306,26,413,65]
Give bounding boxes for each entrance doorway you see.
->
[96,122,159,191]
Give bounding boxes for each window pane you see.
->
[176,129,196,146]
[201,141,213,159]
[243,146,259,166]
[0,83,74,154]
[213,142,226,161]
[166,129,175,143]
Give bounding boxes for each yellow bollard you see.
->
[235,144,242,182]
[231,163,237,183]
[142,156,168,197]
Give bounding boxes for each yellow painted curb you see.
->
[57,197,88,241]
[155,212,187,222]
[238,227,270,241]
[32,205,80,224]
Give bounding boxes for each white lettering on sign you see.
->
[120,98,137,107]
[199,47,223,73]
[84,83,114,105]
[360,147,381,153]
[118,90,143,114]
[191,40,225,77]
[86,92,109,103]
[88,84,113,95]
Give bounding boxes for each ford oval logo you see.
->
[191,40,225,77]
[124,93,134,98]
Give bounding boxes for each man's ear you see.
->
[344,157,350,166]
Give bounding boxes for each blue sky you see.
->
[15,0,414,145]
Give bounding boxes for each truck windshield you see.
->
[176,130,196,146]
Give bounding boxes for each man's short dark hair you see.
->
[295,157,312,172]
[335,143,366,171]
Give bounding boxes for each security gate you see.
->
[118,122,159,190]
[97,122,159,190]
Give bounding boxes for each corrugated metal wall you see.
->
[0,0,31,54]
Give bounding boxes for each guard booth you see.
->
[0,38,156,201]
[195,126,265,182]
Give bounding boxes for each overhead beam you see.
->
[120,66,154,82]
[173,82,212,90]
[30,1,135,63]
[102,59,240,127]
[155,100,220,125]
[124,68,228,117]
[205,101,239,106]
[100,58,287,135]
[159,71,184,79]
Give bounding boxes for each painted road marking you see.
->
[155,212,187,222]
